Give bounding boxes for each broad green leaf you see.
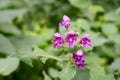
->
[9,35,40,53]
[88,5,105,14]
[70,22,77,32]
[0,9,27,23]
[87,64,115,80]
[101,23,118,36]
[91,33,108,47]
[101,45,117,58]
[59,26,66,36]
[107,74,116,80]
[115,43,120,55]
[85,54,107,65]
[72,69,90,80]
[109,58,120,74]
[69,0,89,9]
[43,72,52,80]
[0,23,21,35]
[104,11,120,24]
[39,27,55,42]
[110,35,120,43]
[92,21,103,28]
[0,0,22,9]
[0,57,19,76]
[104,11,116,21]
[75,19,90,32]
[0,0,11,8]
[0,34,16,55]
[48,68,59,78]
[109,35,120,55]
[16,51,33,67]
[32,47,61,63]
[58,64,76,80]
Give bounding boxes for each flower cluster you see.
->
[52,15,92,70]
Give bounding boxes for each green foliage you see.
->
[91,33,108,47]
[88,64,115,80]
[0,9,27,23]
[0,34,16,55]
[109,58,120,74]
[43,72,52,80]
[0,0,120,80]
[59,27,66,36]
[69,0,89,9]
[32,47,61,63]
[72,69,90,80]
[58,65,76,80]
[102,23,118,36]
[0,23,21,35]
[0,57,19,76]
[16,51,33,67]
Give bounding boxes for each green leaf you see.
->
[85,54,107,65]
[91,33,108,47]
[109,58,120,74]
[48,68,59,78]
[104,11,116,21]
[75,19,90,32]
[72,69,90,80]
[115,43,120,55]
[0,23,21,35]
[0,57,19,76]
[59,26,66,36]
[0,0,11,8]
[0,34,16,55]
[32,47,62,63]
[39,27,55,41]
[101,45,117,58]
[69,0,89,9]
[101,23,118,36]
[9,35,40,53]
[58,64,76,80]
[16,51,33,67]
[105,35,120,55]
[107,74,116,80]
[0,0,22,9]
[87,64,115,80]
[88,5,105,14]
[104,11,120,24]
[0,9,27,23]
[43,71,52,80]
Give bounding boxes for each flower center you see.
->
[77,56,81,60]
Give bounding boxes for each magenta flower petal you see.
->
[59,15,70,30]
[80,34,92,48]
[59,21,65,27]
[65,31,78,48]
[52,33,64,49]
[82,34,90,38]
[54,33,62,37]
[76,50,83,56]
[72,50,85,70]
[72,54,78,62]
[76,63,85,70]
[68,41,74,48]
[63,15,70,21]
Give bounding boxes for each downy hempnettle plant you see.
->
[52,15,92,70]
[0,0,119,80]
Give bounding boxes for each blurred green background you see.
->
[0,0,120,80]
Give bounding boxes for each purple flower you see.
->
[80,34,92,48]
[72,50,85,70]
[52,33,64,49]
[59,15,70,30]
[65,31,78,48]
